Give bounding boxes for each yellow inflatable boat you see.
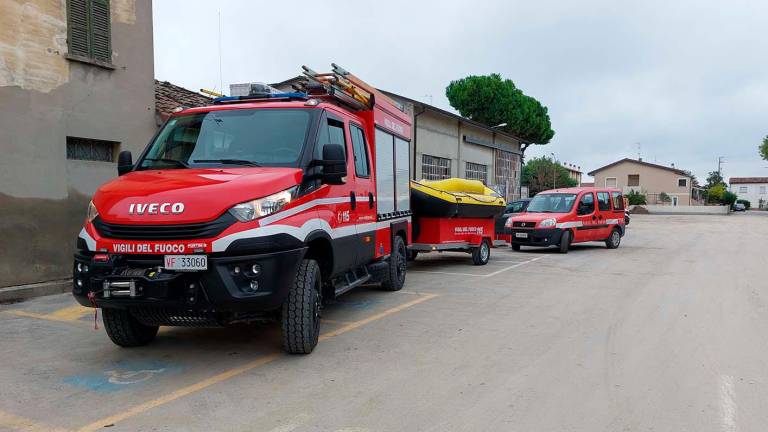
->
[410,178,506,218]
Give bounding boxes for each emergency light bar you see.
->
[213,92,308,104]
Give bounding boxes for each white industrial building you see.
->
[729,177,768,208]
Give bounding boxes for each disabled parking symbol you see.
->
[64,360,181,392]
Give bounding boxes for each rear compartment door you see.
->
[595,191,613,240]
[574,192,597,242]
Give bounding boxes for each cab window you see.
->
[597,192,611,211]
[350,124,370,177]
[577,192,595,215]
[315,117,347,160]
[611,192,625,210]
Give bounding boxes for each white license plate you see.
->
[515,232,529,238]
[164,255,207,271]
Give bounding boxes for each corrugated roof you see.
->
[588,158,690,177]
[729,177,768,184]
[155,80,212,117]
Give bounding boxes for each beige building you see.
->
[269,79,529,200]
[588,158,701,206]
[0,0,156,288]
[560,162,582,185]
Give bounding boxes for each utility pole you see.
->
[718,156,725,176]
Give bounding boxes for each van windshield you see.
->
[139,109,313,169]
[526,193,577,213]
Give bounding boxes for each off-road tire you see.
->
[559,230,571,254]
[472,239,491,265]
[511,244,521,251]
[605,228,621,249]
[382,235,406,291]
[281,259,321,354]
[102,308,159,347]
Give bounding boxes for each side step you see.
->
[333,266,372,298]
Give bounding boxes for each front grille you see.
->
[512,221,536,228]
[130,308,222,327]
[93,212,236,240]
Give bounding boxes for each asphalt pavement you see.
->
[1,214,767,432]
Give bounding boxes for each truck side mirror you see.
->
[320,144,347,185]
[117,150,133,176]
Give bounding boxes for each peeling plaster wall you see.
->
[0,0,69,93]
[0,0,155,287]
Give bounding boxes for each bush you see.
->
[736,199,751,209]
[626,190,646,205]
[707,184,726,204]
[658,192,671,203]
[722,191,738,206]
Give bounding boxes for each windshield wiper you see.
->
[143,158,189,168]
[193,159,261,167]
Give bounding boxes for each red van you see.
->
[505,187,626,253]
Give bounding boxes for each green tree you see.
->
[760,135,768,161]
[522,157,577,195]
[659,192,671,203]
[445,74,555,144]
[707,184,726,203]
[706,171,725,188]
[722,191,738,206]
[626,190,647,205]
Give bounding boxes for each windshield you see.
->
[526,193,577,213]
[139,109,312,169]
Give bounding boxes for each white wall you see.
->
[729,183,768,208]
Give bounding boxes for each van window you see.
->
[597,192,611,211]
[577,192,595,215]
[611,192,625,210]
[350,125,370,177]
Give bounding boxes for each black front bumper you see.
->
[507,228,564,247]
[72,247,307,314]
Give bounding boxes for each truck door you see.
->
[315,113,357,274]
[349,122,376,265]
[574,191,597,242]
[595,191,613,240]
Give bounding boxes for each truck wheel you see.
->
[605,228,621,249]
[282,259,321,354]
[102,308,158,347]
[559,230,571,254]
[511,244,521,251]
[382,235,406,291]
[472,239,491,265]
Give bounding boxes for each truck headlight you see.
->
[86,200,99,223]
[539,218,557,228]
[229,187,298,222]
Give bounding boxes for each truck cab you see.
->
[505,187,626,253]
[73,66,413,354]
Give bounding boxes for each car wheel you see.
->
[281,259,321,354]
[102,308,159,347]
[472,239,491,265]
[382,235,406,291]
[559,230,571,254]
[605,228,621,249]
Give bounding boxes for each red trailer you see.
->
[410,216,495,265]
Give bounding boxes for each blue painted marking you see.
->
[63,360,183,393]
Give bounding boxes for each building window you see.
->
[66,137,119,162]
[422,155,451,180]
[493,149,520,200]
[605,177,617,188]
[465,162,487,183]
[760,186,766,195]
[67,0,112,64]
[627,174,640,186]
[739,186,748,193]
[678,178,688,187]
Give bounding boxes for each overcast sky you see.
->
[153,0,768,182]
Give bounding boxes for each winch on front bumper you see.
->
[72,247,307,317]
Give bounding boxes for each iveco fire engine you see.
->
[73,65,413,354]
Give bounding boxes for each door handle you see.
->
[368,192,374,209]
[350,192,356,210]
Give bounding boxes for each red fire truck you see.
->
[73,65,413,354]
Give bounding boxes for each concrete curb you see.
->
[0,279,71,303]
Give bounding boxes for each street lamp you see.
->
[551,152,557,188]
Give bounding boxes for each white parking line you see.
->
[719,375,737,432]
[481,255,547,278]
[409,255,546,278]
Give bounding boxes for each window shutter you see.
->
[90,0,112,62]
[67,0,90,57]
